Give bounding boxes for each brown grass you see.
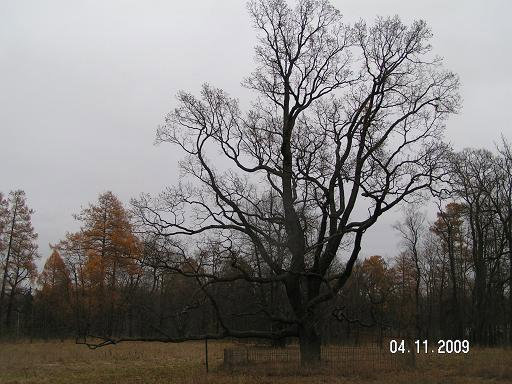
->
[0,340,510,384]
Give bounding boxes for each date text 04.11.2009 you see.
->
[389,340,470,354]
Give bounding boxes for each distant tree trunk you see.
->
[0,199,18,332]
[30,290,34,343]
[414,267,421,338]
[468,206,487,344]
[5,283,16,328]
[99,207,107,335]
[128,305,133,338]
[108,258,117,336]
[72,271,81,335]
[438,258,446,338]
[506,212,512,345]
[509,245,512,345]
[446,225,462,339]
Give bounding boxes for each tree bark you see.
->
[5,288,15,328]
[299,322,321,366]
[0,197,18,332]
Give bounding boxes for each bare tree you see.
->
[395,207,426,338]
[450,149,497,342]
[496,139,512,344]
[486,138,512,344]
[128,0,459,364]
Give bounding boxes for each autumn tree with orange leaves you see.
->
[54,192,140,337]
[36,249,72,337]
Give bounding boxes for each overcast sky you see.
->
[1,0,511,267]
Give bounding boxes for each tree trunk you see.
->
[509,250,512,346]
[507,219,512,346]
[299,322,321,366]
[447,226,463,339]
[72,272,81,335]
[5,286,16,328]
[0,199,18,331]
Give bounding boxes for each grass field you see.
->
[0,340,511,384]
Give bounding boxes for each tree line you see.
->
[0,140,511,348]
[340,140,512,346]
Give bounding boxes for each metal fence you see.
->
[223,344,412,373]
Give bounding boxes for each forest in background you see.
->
[1,140,511,347]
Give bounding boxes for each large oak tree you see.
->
[132,0,459,364]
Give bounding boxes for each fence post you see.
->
[223,348,233,371]
[205,338,209,373]
[405,335,416,368]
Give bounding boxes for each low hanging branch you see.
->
[76,326,298,350]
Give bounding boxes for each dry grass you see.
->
[0,340,511,384]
